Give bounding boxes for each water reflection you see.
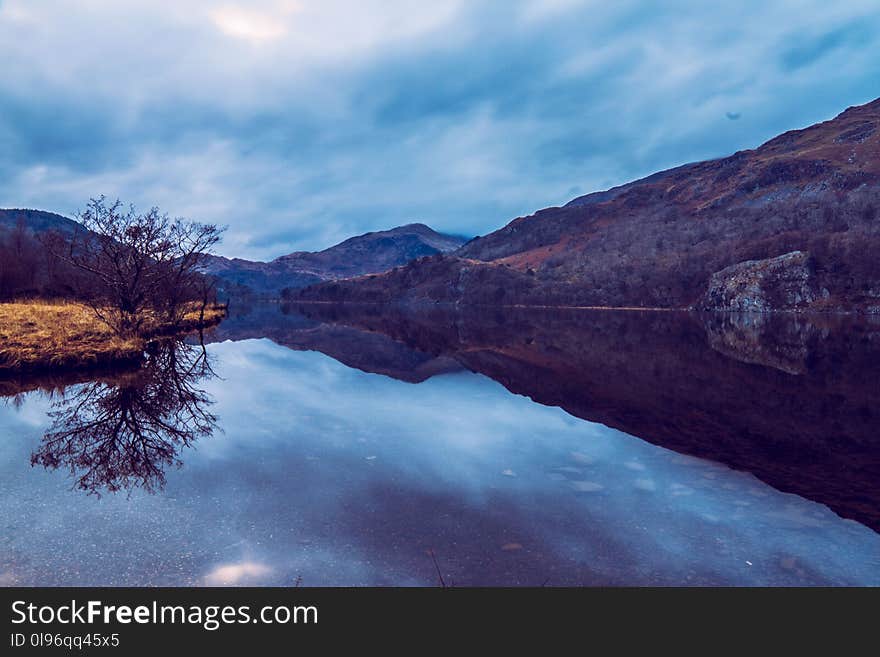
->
[280,304,880,532]
[1,305,879,586]
[29,339,217,494]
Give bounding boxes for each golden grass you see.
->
[0,299,225,372]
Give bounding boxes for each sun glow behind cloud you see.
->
[210,2,300,43]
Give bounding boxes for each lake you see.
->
[1,304,879,586]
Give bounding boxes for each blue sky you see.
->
[0,1,878,259]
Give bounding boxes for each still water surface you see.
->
[1,306,878,585]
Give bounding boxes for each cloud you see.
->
[210,4,299,43]
[779,20,875,71]
[0,1,878,259]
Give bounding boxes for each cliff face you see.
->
[297,98,880,312]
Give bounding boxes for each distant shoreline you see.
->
[286,299,879,316]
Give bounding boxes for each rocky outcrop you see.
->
[697,251,824,312]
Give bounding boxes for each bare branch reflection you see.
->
[30,339,218,494]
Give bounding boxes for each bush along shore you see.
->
[0,300,226,374]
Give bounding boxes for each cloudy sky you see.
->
[0,1,878,259]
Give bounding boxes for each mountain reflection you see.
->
[235,303,878,532]
[29,339,217,495]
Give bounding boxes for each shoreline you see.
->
[0,301,226,378]
[286,299,879,316]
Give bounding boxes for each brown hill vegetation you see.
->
[298,98,880,312]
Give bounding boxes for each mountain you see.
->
[202,223,467,297]
[296,98,880,313]
[0,209,81,235]
[1,208,467,299]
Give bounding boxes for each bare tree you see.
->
[51,197,224,335]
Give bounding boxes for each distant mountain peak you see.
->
[203,222,468,296]
[275,222,463,261]
[383,222,433,232]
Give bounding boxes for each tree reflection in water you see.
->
[30,339,218,494]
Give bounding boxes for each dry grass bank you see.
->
[0,300,225,373]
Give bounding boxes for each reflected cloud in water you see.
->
[203,561,273,587]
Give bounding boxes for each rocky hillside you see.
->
[297,98,880,312]
[203,223,467,297]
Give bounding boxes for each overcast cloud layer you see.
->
[0,1,878,259]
